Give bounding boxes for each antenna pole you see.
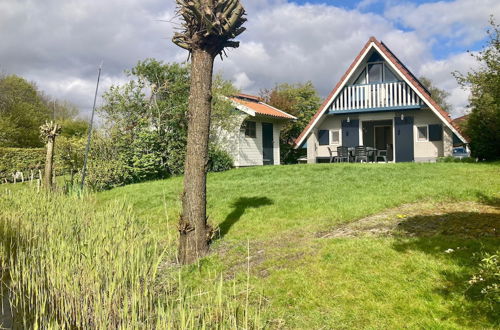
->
[80,63,102,190]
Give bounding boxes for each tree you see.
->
[98,59,238,183]
[40,121,61,190]
[0,75,51,147]
[260,82,321,163]
[418,76,452,113]
[0,75,84,148]
[173,0,247,264]
[454,17,500,160]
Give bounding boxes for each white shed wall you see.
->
[215,115,284,167]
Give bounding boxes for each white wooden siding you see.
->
[238,120,264,166]
[215,115,285,167]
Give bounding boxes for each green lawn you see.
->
[94,162,500,328]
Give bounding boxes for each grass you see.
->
[98,162,499,240]
[0,191,262,328]
[1,162,499,328]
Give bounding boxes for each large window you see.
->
[244,121,256,138]
[352,53,400,85]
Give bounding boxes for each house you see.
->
[216,93,296,167]
[294,37,468,163]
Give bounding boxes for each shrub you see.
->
[437,156,477,163]
[83,132,233,191]
[128,130,169,181]
[83,158,135,191]
[0,148,46,181]
[56,137,85,180]
[208,145,234,172]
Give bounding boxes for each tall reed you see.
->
[0,189,262,329]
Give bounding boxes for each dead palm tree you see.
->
[173,0,246,264]
[40,121,61,190]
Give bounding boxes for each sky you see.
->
[0,0,498,119]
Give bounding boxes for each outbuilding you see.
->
[216,93,296,166]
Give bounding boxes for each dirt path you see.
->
[318,201,500,239]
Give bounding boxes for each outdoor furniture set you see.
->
[327,146,388,163]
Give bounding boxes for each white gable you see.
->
[294,39,467,148]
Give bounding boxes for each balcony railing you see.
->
[329,81,423,113]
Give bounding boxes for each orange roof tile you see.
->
[231,95,296,120]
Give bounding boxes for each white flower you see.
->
[444,248,454,254]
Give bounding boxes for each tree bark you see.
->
[44,137,55,190]
[178,49,215,264]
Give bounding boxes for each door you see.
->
[262,123,274,165]
[394,116,414,162]
[341,119,359,147]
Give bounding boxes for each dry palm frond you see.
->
[173,0,247,56]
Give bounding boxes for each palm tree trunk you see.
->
[178,48,215,264]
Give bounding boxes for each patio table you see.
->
[347,146,378,162]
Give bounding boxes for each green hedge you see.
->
[0,148,46,181]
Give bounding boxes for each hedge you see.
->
[0,148,46,182]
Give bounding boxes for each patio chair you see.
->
[354,146,368,163]
[375,148,388,163]
[327,147,336,163]
[335,146,349,162]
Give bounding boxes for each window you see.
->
[384,65,398,82]
[417,125,428,142]
[318,130,329,145]
[368,63,383,83]
[354,69,366,85]
[244,121,256,138]
[367,52,384,62]
[331,130,340,145]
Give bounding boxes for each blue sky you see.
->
[0,0,498,117]
[288,0,490,60]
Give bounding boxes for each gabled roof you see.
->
[294,37,468,147]
[230,93,297,120]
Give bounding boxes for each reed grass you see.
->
[0,189,262,329]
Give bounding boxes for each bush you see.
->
[0,148,45,181]
[83,159,135,191]
[208,145,234,172]
[467,251,500,313]
[83,131,233,191]
[437,156,477,163]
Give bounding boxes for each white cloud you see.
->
[233,72,254,90]
[418,51,479,117]
[385,0,499,45]
[0,0,494,119]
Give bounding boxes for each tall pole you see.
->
[80,63,102,190]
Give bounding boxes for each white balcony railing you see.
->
[329,81,423,112]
